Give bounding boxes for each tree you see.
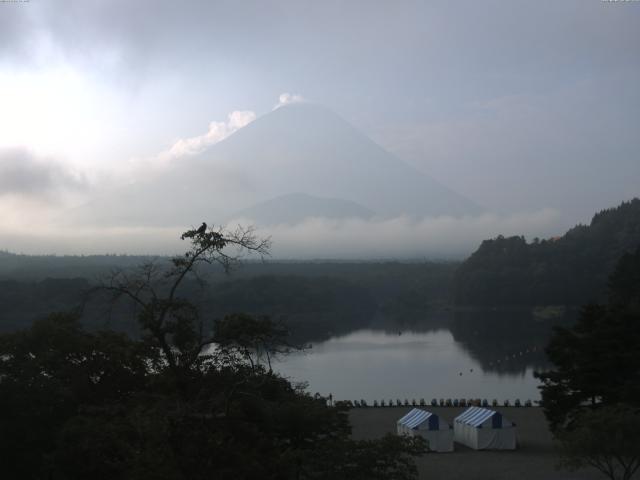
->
[557,405,640,480]
[536,248,640,480]
[300,434,427,480]
[608,246,640,311]
[1,225,427,479]
[536,248,640,431]
[95,223,270,392]
[0,312,150,479]
[213,313,296,372]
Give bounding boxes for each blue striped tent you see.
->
[454,406,516,450]
[396,408,453,452]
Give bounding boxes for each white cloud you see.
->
[224,209,563,259]
[0,209,563,258]
[128,93,303,175]
[121,109,257,177]
[274,92,305,110]
[163,110,256,160]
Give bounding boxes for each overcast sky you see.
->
[1,0,639,256]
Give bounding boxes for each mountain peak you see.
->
[73,103,482,227]
[220,102,361,151]
[210,103,482,218]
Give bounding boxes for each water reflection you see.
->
[448,310,567,375]
[276,310,575,402]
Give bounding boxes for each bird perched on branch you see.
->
[196,222,207,235]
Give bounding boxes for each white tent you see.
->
[453,406,516,450]
[396,408,454,452]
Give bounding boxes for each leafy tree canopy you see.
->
[536,247,640,480]
[536,246,640,430]
[557,404,640,480]
[454,199,640,306]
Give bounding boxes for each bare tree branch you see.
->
[87,223,271,390]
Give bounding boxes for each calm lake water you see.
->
[275,313,566,403]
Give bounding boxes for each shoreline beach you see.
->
[349,407,606,480]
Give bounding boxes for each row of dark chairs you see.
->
[343,398,534,408]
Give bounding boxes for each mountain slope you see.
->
[73,103,481,227]
[203,104,481,218]
[230,193,375,225]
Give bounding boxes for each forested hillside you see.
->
[0,261,456,341]
[454,199,640,306]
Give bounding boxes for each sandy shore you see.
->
[349,407,607,480]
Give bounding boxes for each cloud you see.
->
[120,109,257,178]
[0,207,562,258]
[130,92,302,174]
[162,110,256,160]
[0,148,85,199]
[166,93,307,160]
[274,93,305,110]
[227,209,562,259]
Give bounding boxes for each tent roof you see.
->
[455,406,502,427]
[397,408,436,429]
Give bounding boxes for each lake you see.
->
[275,311,570,404]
